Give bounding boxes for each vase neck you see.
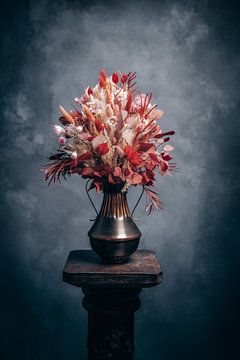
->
[99,191,130,218]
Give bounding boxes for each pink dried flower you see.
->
[58,136,66,145]
[163,144,174,152]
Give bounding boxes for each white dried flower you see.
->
[71,151,78,159]
[122,128,134,146]
[91,134,107,149]
[53,125,64,135]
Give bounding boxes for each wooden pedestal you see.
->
[63,250,162,359]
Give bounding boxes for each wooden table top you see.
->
[63,250,162,288]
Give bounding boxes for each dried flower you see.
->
[58,136,66,145]
[112,73,119,83]
[71,151,78,159]
[87,87,93,95]
[42,70,175,214]
[53,125,64,135]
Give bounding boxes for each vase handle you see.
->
[85,180,99,216]
[130,185,145,218]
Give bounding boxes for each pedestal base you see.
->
[82,287,141,360]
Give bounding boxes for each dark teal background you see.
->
[1,1,240,359]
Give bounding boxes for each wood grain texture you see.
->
[63,250,163,288]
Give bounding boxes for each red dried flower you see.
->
[121,73,128,84]
[112,73,119,83]
[96,143,109,155]
[87,87,93,95]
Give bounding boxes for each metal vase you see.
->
[87,182,143,264]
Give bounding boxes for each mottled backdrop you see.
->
[1,0,240,359]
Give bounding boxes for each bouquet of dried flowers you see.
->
[42,70,175,214]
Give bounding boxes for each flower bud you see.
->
[112,73,118,84]
[87,87,93,95]
[58,136,66,145]
[121,74,128,83]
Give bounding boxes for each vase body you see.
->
[88,182,141,264]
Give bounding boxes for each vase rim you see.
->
[102,181,126,193]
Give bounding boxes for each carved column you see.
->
[82,287,141,360]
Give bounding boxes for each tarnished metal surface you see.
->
[88,182,141,263]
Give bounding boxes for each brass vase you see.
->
[87,181,143,264]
